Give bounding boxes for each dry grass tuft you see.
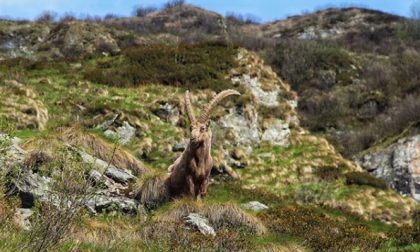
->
[57,127,148,175]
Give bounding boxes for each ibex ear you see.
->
[205,120,211,129]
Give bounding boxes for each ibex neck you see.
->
[187,138,211,160]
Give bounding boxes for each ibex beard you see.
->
[165,89,240,199]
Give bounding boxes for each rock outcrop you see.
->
[218,49,297,148]
[357,135,420,201]
[1,133,141,214]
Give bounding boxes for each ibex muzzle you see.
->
[165,89,240,198]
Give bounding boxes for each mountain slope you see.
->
[0,4,419,251]
[1,42,418,250]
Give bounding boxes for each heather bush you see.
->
[314,165,342,181]
[345,171,388,190]
[133,6,158,17]
[85,42,237,90]
[260,205,384,252]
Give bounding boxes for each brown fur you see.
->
[165,90,240,199]
[137,176,169,209]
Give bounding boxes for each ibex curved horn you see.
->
[184,90,196,123]
[199,89,240,122]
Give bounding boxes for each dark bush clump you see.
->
[84,41,237,91]
[268,39,353,91]
[314,165,342,181]
[133,6,158,17]
[389,210,420,247]
[344,171,388,190]
[259,205,384,252]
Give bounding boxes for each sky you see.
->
[0,0,415,22]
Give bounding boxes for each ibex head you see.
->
[184,89,240,147]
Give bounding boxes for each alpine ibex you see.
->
[165,89,240,198]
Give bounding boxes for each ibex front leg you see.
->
[186,175,196,197]
[199,177,209,197]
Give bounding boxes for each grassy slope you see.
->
[0,45,419,251]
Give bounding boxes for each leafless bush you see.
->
[363,59,397,96]
[133,6,158,17]
[340,94,420,156]
[226,12,260,25]
[59,12,77,22]
[36,11,57,23]
[19,143,118,252]
[163,0,185,10]
[103,13,119,20]
[82,15,102,23]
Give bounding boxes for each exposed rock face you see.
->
[256,7,401,40]
[219,106,260,147]
[231,74,280,107]
[14,208,33,230]
[356,135,420,201]
[80,150,135,185]
[218,49,294,148]
[97,114,136,145]
[1,134,140,214]
[0,134,26,171]
[153,103,180,125]
[261,119,290,146]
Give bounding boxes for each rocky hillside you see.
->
[246,7,402,40]
[0,4,419,251]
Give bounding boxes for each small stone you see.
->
[184,213,216,237]
[153,103,180,125]
[104,121,136,145]
[14,208,33,230]
[241,201,269,211]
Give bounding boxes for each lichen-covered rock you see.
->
[218,49,296,148]
[14,208,33,230]
[85,195,139,214]
[219,106,260,146]
[184,213,216,237]
[104,121,136,145]
[153,103,180,125]
[231,74,280,107]
[356,135,420,201]
[0,134,26,171]
[241,201,269,211]
[262,119,290,146]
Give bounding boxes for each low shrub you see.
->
[344,171,388,190]
[141,221,255,251]
[389,210,420,247]
[268,39,353,91]
[314,165,342,181]
[259,205,384,252]
[84,41,237,91]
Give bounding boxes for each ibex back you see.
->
[165,89,240,198]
